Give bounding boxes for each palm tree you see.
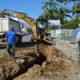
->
[72,2,80,20]
[41,0,73,28]
[42,0,58,19]
[59,7,72,23]
[56,0,72,23]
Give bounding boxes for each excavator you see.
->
[0,9,52,44]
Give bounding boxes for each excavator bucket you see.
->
[36,18,54,44]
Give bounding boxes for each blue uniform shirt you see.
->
[6,31,17,45]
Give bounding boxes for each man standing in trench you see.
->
[6,26,24,60]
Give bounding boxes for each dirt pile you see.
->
[14,44,78,80]
[32,45,77,77]
[0,45,46,80]
[0,44,78,80]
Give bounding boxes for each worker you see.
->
[6,26,24,60]
[38,22,45,39]
[76,23,80,60]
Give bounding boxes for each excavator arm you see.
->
[1,9,36,26]
[1,9,38,39]
[0,9,52,44]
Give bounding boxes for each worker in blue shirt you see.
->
[6,26,24,60]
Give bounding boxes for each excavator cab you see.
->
[36,17,50,41]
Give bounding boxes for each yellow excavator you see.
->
[0,9,52,44]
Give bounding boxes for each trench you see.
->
[5,51,46,80]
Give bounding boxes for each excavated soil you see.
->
[14,44,80,80]
[0,42,80,80]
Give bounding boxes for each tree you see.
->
[56,0,72,24]
[63,19,80,29]
[72,2,80,20]
[40,0,79,29]
[42,0,58,19]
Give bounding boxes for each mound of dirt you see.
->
[14,44,79,80]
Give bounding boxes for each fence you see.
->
[50,29,79,41]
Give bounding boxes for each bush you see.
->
[63,19,80,29]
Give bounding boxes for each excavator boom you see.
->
[0,9,52,44]
[1,9,36,26]
[1,9,38,39]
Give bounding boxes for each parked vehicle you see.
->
[0,18,22,45]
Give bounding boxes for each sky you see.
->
[0,0,74,19]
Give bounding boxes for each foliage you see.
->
[63,19,80,29]
[40,0,80,29]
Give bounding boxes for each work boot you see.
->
[9,55,15,61]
